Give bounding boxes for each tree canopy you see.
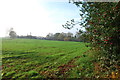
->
[63,1,120,77]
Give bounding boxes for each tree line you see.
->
[46,32,86,42]
[8,28,88,42]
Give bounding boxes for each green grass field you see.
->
[2,38,95,79]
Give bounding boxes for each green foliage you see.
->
[65,1,120,76]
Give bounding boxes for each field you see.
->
[2,38,95,79]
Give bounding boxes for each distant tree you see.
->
[46,32,76,41]
[57,32,66,41]
[54,33,61,40]
[9,28,17,39]
[75,30,89,42]
[57,33,64,41]
[66,32,73,38]
[46,33,54,40]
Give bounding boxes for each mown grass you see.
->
[2,38,95,79]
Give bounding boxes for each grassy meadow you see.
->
[2,38,96,79]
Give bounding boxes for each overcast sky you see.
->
[0,0,84,37]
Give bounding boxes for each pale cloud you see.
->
[0,0,81,37]
[0,0,54,37]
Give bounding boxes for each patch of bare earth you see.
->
[39,55,82,78]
